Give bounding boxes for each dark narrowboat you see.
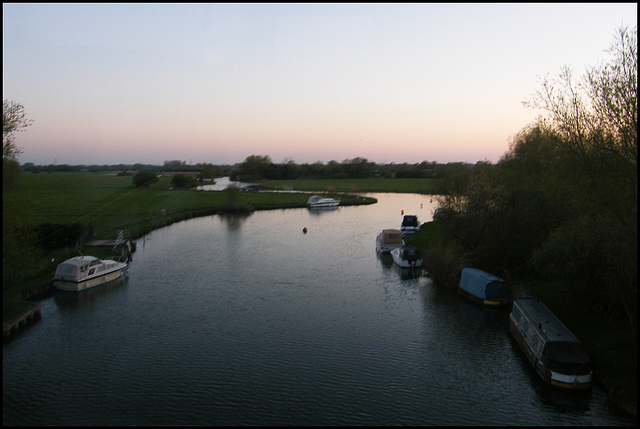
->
[458,267,509,306]
[509,295,592,390]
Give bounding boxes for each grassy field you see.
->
[6,173,385,240]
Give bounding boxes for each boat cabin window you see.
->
[88,268,95,275]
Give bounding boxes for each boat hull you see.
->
[54,267,126,292]
[390,248,423,268]
[458,267,508,307]
[458,287,509,306]
[307,195,340,208]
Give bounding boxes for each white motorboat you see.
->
[390,245,423,268]
[53,255,128,292]
[375,229,404,253]
[307,195,340,208]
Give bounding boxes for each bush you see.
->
[171,174,198,189]
[35,222,86,250]
[132,171,159,187]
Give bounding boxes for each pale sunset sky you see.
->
[3,3,637,166]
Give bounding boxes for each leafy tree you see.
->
[171,174,198,189]
[3,99,34,161]
[3,158,21,188]
[429,26,636,330]
[238,155,273,181]
[525,26,637,328]
[132,170,159,187]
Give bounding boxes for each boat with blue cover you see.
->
[458,267,509,306]
[509,295,592,390]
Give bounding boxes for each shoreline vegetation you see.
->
[3,172,636,420]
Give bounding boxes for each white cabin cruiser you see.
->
[390,245,423,268]
[53,255,128,292]
[307,195,340,208]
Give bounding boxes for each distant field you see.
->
[5,173,384,240]
[264,178,442,194]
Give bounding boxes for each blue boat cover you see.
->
[459,267,505,300]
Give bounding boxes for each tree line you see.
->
[19,157,477,182]
[421,26,636,333]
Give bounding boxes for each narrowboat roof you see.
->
[461,267,503,284]
[513,295,580,343]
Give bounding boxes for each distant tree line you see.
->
[20,158,475,183]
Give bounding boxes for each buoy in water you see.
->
[302,227,308,234]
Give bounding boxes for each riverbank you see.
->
[3,186,377,325]
[4,174,635,419]
[407,223,636,420]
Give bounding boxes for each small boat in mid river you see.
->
[307,195,340,208]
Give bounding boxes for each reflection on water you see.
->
[196,176,256,191]
[3,193,633,426]
[53,277,128,309]
[219,211,253,230]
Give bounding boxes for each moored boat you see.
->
[390,245,423,268]
[307,195,340,208]
[509,295,592,390]
[458,267,509,306]
[375,229,404,253]
[400,215,420,237]
[53,255,128,292]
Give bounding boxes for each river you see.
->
[2,193,632,425]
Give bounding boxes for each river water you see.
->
[3,193,633,425]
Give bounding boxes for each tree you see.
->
[238,155,273,181]
[171,174,198,189]
[3,99,34,161]
[525,26,636,176]
[132,170,159,187]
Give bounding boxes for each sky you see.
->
[3,3,637,166]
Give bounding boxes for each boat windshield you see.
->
[485,280,506,299]
[56,263,78,278]
[542,341,591,375]
[402,216,418,227]
[402,247,421,261]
